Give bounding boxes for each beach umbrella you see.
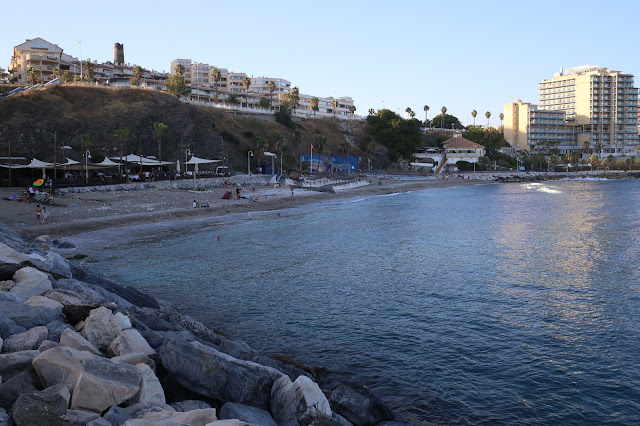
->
[33,178,44,186]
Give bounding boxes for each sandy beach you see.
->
[0,174,483,240]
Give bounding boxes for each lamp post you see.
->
[247,151,253,176]
[185,149,191,178]
[85,150,91,184]
[51,132,57,178]
[78,40,83,81]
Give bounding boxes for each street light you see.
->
[78,41,83,81]
[185,149,191,178]
[85,150,91,184]
[247,151,253,176]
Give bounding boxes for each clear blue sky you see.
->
[3,0,639,126]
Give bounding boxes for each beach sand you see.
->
[0,175,483,240]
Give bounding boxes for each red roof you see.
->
[443,137,484,149]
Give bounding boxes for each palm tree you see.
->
[471,110,477,126]
[594,141,603,158]
[267,81,276,110]
[133,66,143,84]
[83,60,94,81]
[368,108,376,116]
[51,68,61,79]
[349,105,357,116]
[289,87,300,114]
[583,140,591,156]
[423,105,430,124]
[310,97,319,116]
[405,107,412,118]
[211,68,221,98]
[314,134,327,154]
[550,154,559,170]
[242,77,251,108]
[499,113,504,128]
[175,64,185,76]
[441,106,447,128]
[27,66,39,85]
[589,154,598,171]
[291,129,302,146]
[563,154,572,171]
[485,111,491,127]
[153,122,169,161]
[332,99,338,117]
[410,110,416,119]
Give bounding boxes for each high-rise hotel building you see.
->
[504,65,640,157]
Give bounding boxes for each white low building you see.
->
[413,132,485,173]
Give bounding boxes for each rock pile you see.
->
[0,223,401,426]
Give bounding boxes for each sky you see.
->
[3,0,640,126]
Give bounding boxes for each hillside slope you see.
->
[0,85,368,172]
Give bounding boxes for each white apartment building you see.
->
[504,66,640,157]
[8,37,80,84]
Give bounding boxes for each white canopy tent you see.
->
[111,154,174,166]
[184,155,222,188]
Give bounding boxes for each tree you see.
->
[409,110,416,119]
[463,126,505,154]
[242,76,252,108]
[314,134,327,154]
[368,108,376,116]
[259,97,271,108]
[175,64,185,76]
[423,105,429,124]
[365,109,424,162]
[211,68,222,98]
[332,99,338,117]
[349,105,357,116]
[583,140,591,156]
[550,154,559,169]
[83,60,94,81]
[499,113,504,128]
[405,107,413,118]
[133,66,144,85]
[27,66,40,85]
[485,111,491,127]
[589,154,598,171]
[153,122,169,161]
[267,81,276,110]
[310,97,319,116]
[61,70,73,83]
[288,87,300,114]
[0,67,7,81]
[431,113,463,130]
[114,128,131,163]
[291,129,302,146]
[601,156,610,170]
[471,110,477,126]
[570,152,580,171]
[440,106,447,128]
[166,72,189,98]
[594,141,603,158]
[267,131,284,151]
[51,68,60,79]
[563,154,572,171]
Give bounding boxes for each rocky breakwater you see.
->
[0,223,403,426]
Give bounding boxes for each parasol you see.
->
[33,178,44,186]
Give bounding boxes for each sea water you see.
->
[72,179,640,425]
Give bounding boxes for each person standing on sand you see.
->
[36,204,41,224]
[193,200,198,208]
[41,207,49,224]
[291,186,294,196]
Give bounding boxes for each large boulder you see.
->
[170,400,211,412]
[0,263,21,281]
[128,363,165,406]
[66,409,101,425]
[59,328,101,356]
[47,321,74,343]
[0,243,45,265]
[157,339,285,410]
[81,307,124,350]
[45,289,92,307]
[0,281,14,292]
[32,346,141,413]
[2,325,48,353]
[111,352,156,371]
[0,368,41,402]
[270,375,332,425]
[9,267,53,298]
[9,384,72,426]
[0,407,9,426]
[0,300,63,329]
[104,404,130,426]
[124,401,175,419]
[0,350,39,381]
[140,408,218,425]
[24,295,64,311]
[43,252,72,279]
[73,273,159,310]
[329,383,395,426]
[109,329,155,357]
[219,402,277,426]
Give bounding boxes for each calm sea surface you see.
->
[72,179,640,425]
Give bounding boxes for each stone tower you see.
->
[114,43,124,65]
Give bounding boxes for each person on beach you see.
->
[28,186,35,202]
[36,204,41,224]
[291,186,294,196]
[41,207,49,224]
[193,200,198,208]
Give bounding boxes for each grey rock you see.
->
[0,318,25,340]
[330,412,354,426]
[2,326,48,353]
[59,328,101,355]
[46,288,95,307]
[38,340,60,352]
[0,300,63,330]
[9,384,73,426]
[169,400,211,412]
[329,383,395,426]
[104,405,130,426]
[81,307,123,351]
[66,409,101,425]
[24,295,64,310]
[32,346,141,413]
[57,242,76,249]
[9,267,53,298]
[219,402,277,426]
[0,292,25,303]
[0,368,41,400]
[111,353,155,372]
[157,339,285,410]
[0,337,2,354]
[75,321,85,332]
[86,418,112,426]
[0,281,14,292]
[108,329,155,357]
[140,408,218,425]
[35,235,51,243]
[43,252,73,279]
[47,321,74,343]
[0,242,45,265]
[72,273,159,310]
[0,263,20,281]
[124,401,174,420]
[127,364,165,406]
[0,407,9,426]
[0,350,39,381]
[270,375,332,426]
